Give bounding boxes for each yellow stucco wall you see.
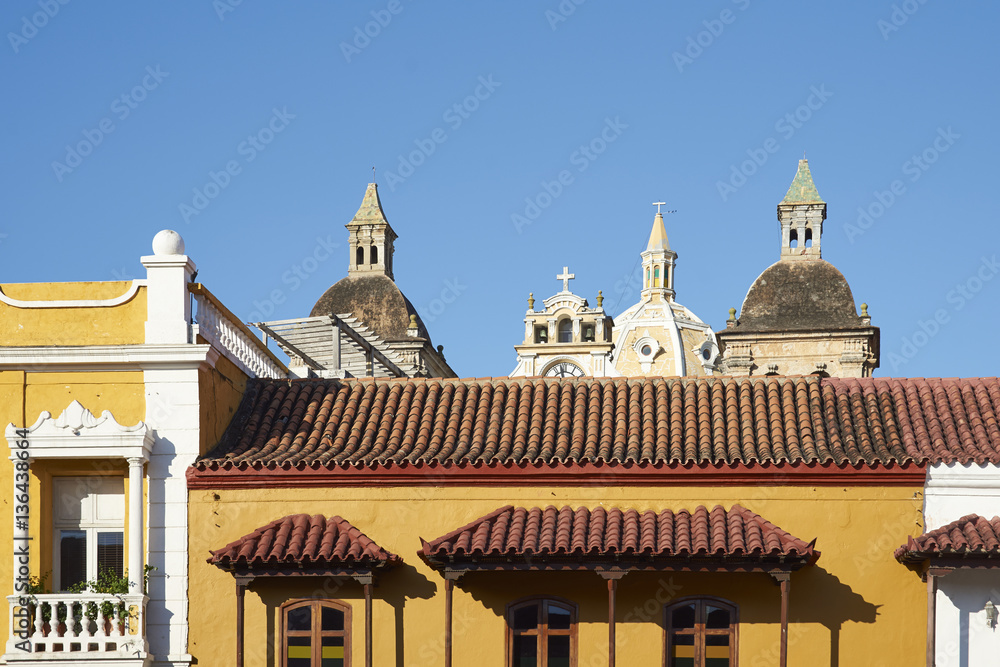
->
[0,369,145,641]
[189,484,925,667]
[0,282,146,345]
[198,353,249,456]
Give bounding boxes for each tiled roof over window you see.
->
[895,514,1000,563]
[418,504,817,568]
[208,514,400,570]
[195,376,1000,471]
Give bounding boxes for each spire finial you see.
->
[372,165,376,183]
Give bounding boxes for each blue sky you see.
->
[2,2,997,378]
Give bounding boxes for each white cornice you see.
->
[0,344,217,371]
[926,462,1000,490]
[0,280,145,308]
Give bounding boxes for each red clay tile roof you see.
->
[895,514,1000,564]
[418,504,817,570]
[208,514,400,571]
[194,376,1000,471]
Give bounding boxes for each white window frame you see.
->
[52,476,126,591]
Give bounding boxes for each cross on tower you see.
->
[652,201,677,215]
[556,266,575,292]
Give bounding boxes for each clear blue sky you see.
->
[2,2,997,378]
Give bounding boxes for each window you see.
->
[664,598,737,667]
[370,245,378,264]
[653,266,661,287]
[557,319,573,343]
[52,477,124,591]
[356,246,364,266]
[282,599,351,667]
[507,597,576,667]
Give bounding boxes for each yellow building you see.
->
[0,229,286,666]
[182,373,993,667]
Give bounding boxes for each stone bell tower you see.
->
[347,183,397,280]
[718,159,880,377]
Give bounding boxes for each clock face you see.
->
[545,362,584,378]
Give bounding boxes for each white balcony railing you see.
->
[190,283,288,379]
[4,593,148,661]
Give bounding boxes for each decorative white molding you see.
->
[6,400,153,460]
[0,281,145,309]
[632,334,661,374]
[0,344,216,371]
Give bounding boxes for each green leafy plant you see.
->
[69,568,132,623]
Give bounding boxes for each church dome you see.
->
[736,259,863,332]
[310,273,431,343]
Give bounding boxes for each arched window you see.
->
[370,245,378,264]
[664,598,737,667]
[653,266,661,287]
[356,246,364,266]
[558,319,573,343]
[789,229,798,248]
[805,227,813,248]
[507,597,576,667]
[281,599,351,667]
[645,268,650,288]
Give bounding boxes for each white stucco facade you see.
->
[924,463,1000,667]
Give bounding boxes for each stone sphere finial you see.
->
[860,302,869,317]
[727,307,736,321]
[152,230,185,256]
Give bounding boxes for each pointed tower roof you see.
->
[347,182,392,228]
[781,159,824,204]
[646,212,671,251]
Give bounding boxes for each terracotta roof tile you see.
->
[418,504,817,567]
[895,514,1000,563]
[195,376,1000,471]
[208,514,400,570]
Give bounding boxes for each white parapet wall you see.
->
[925,463,1000,667]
